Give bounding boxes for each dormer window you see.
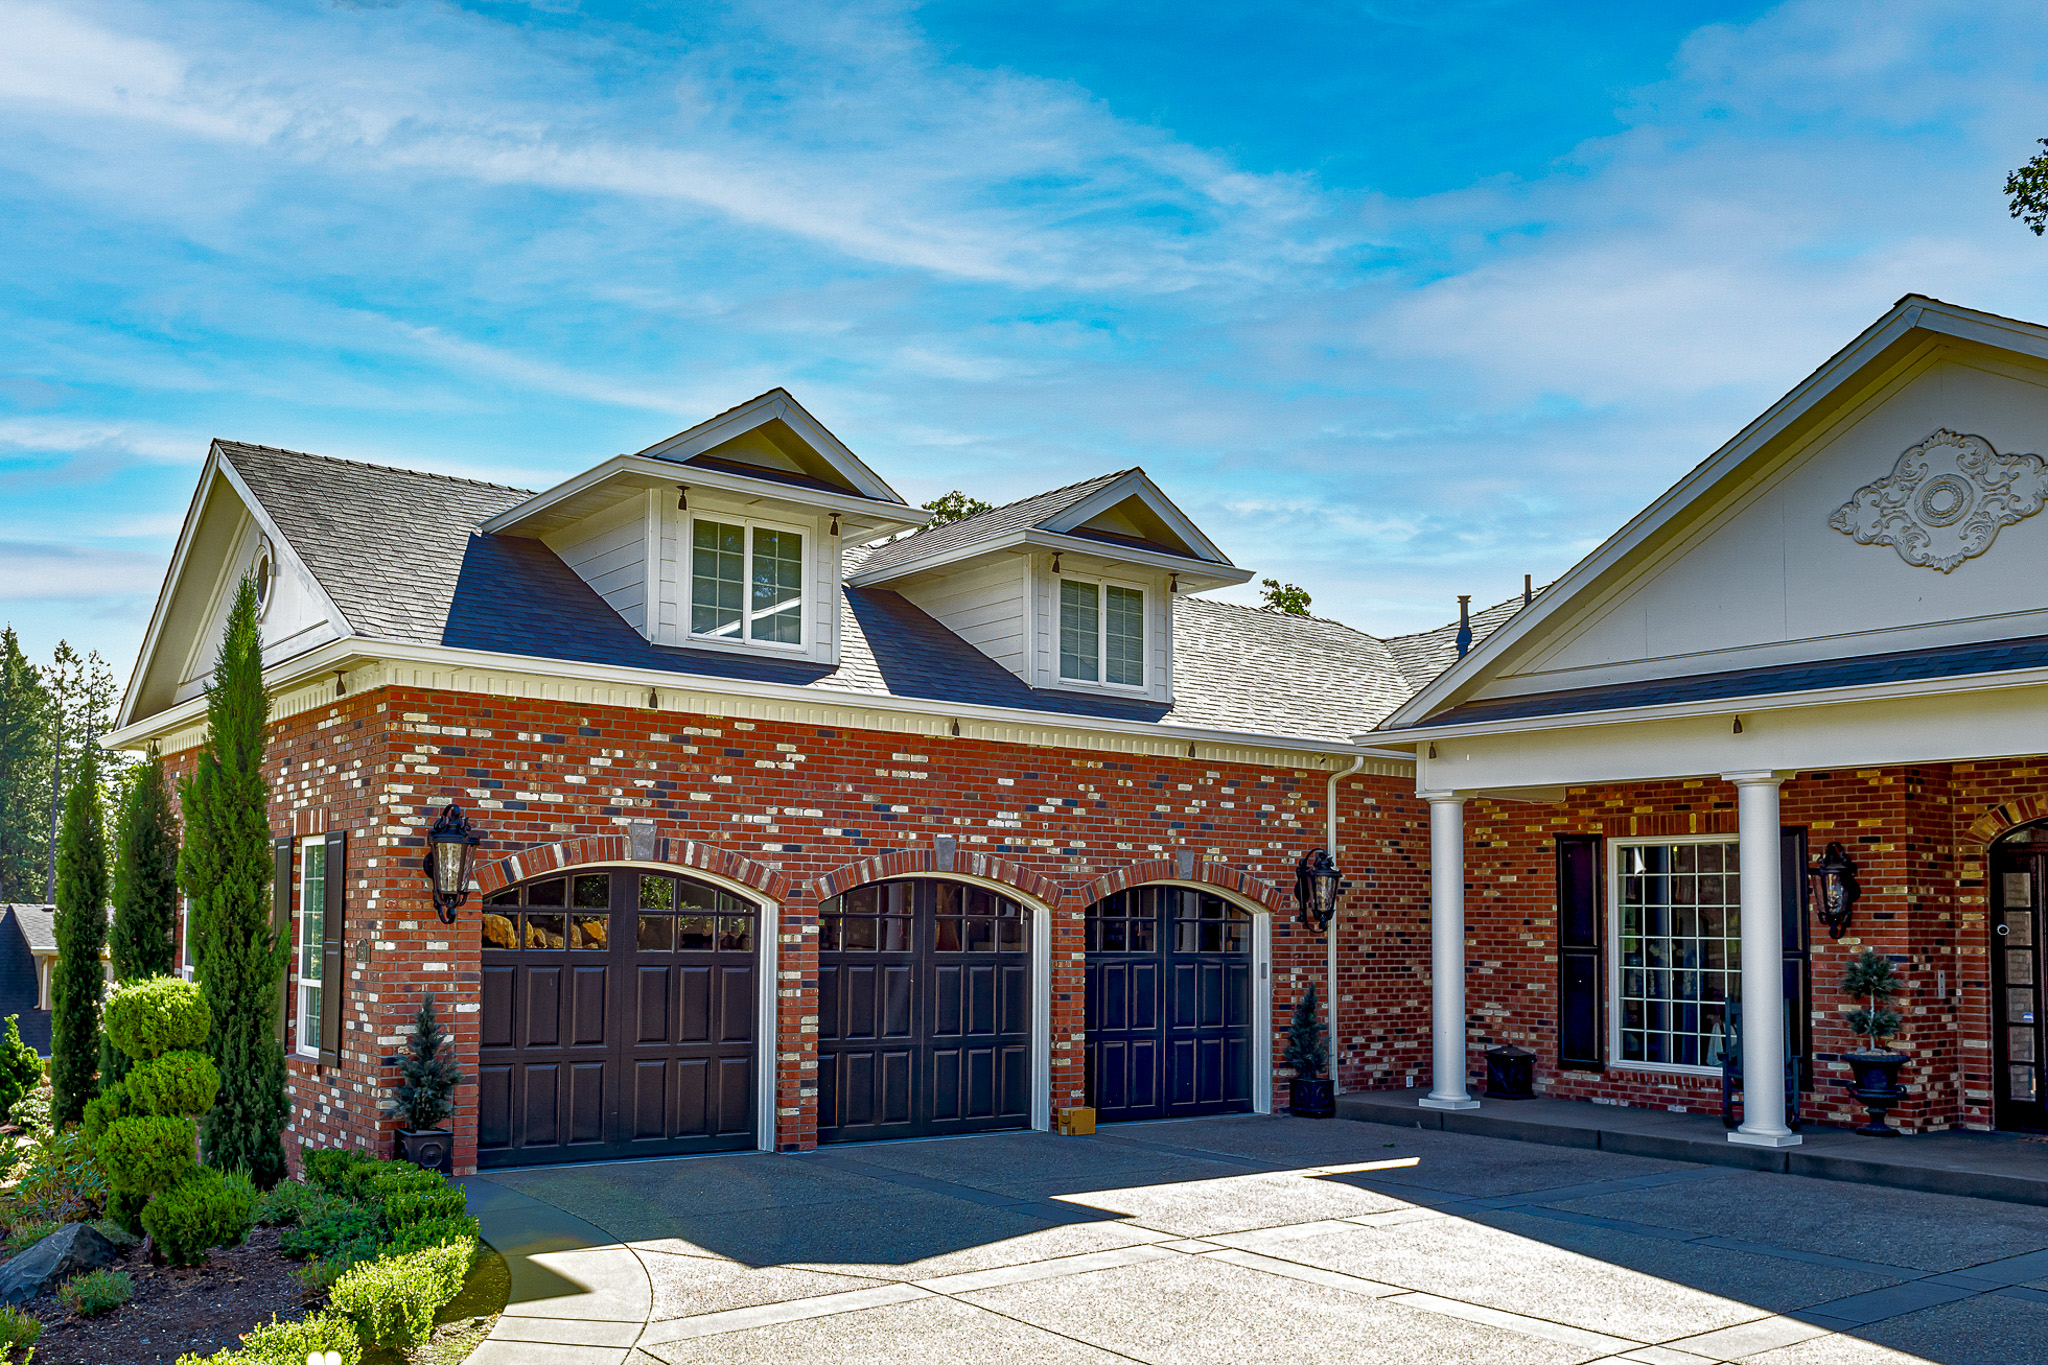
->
[1059,577,1145,687]
[691,516,805,647]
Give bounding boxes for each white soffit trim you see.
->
[1378,296,2048,733]
[845,528,1252,591]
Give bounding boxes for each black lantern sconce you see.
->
[424,804,484,925]
[1295,847,1343,935]
[1807,840,1859,940]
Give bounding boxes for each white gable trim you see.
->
[1038,469,1236,566]
[635,390,905,504]
[1380,296,2048,732]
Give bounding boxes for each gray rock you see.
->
[0,1222,119,1304]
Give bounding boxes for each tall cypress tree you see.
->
[179,576,286,1186]
[111,755,179,981]
[51,742,107,1126]
[0,628,51,904]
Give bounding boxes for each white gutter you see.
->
[1325,751,1366,1095]
[103,634,1419,768]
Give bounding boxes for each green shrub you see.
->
[6,1085,50,1143]
[301,1147,385,1199]
[103,976,211,1062]
[0,1018,41,1123]
[253,1179,337,1228]
[0,1305,38,1363]
[277,1201,380,1265]
[139,1167,253,1267]
[369,1166,445,1200]
[10,1128,108,1222]
[127,1050,221,1117]
[174,1310,362,1365]
[381,1185,465,1228]
[329,1237,475,1349]
[385,1212,481,1257]
[81,1080,132,1143]
[96,1115,196,1198]
[58,1267,133,1315]
[2,1219,58,1256]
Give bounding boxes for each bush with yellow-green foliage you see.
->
[173,1310,361,1365]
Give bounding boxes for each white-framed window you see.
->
[1058,576,1145,687]
[1609,836,1742,1073]
[295,839,326,1057]
[689,515,806,648]
[178,898,193,980]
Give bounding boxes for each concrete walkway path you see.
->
[461,1115,2048,1365]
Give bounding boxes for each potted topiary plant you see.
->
[1841,948,1909,1136]
[394,991,462,1173]
[1285,983,1335,1118]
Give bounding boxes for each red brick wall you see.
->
[174,684,1424,1171]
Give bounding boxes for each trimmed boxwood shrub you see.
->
[174,1310,362,1365]
[126,1050,221,1117]
[386,1213,482,1258]
[80,1080,132,1142]
[141,1166,254,1267]
[103,977,210,1060]
[329,1237,476,1350]
[382,1186,466,1227]
[96,1114,196,1198]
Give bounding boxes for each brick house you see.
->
[108,390,1432,1172]
[1370,295,2048,1144]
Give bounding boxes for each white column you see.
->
[1421,792,1478,1110]
[1725,770,1800,1148]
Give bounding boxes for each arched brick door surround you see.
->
[1966,799,2048,849]
[807,849,1065,907]
[477,833,789,902]
[1078,859,1290,916]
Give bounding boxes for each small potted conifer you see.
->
[1286,983,1335,1118]
[1841,948,1909,1136]
[395,991,462,1173]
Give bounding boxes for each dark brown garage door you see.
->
[476,868,757,1167]
[816,879,1031,1143]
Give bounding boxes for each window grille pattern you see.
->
[1617,841,1740,1067]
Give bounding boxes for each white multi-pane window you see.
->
[1058,579,1144,686]
[1613,839,1741,1069]
[690,518,804,647]
[296,839,326,1056]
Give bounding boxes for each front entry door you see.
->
[1992,845,2048,1132]
[816,880,1031,1142]
[1084,886,1253,1123]
[476,868,758,1166]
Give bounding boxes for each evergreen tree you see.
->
[52,742,108,1126]
[111,755,179,981]
[37,644,121,903]
[394,992,463,1132]
[179,576,286,1186]
[0,628,52,903]
[1284,982,1328,1080]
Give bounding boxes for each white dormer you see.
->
[480,391,925,667]
[849,469,1251,705]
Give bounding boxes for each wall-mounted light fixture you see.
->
[676,485,689,510]
[424,805,484,925]
[1807,840,1859,940]
[1295,847,1343,935]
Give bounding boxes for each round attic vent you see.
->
[252,538,276,619]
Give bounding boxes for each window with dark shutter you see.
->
[1556,834,1604,1071]
[320,829,346,1066]
[272,836,292,1045]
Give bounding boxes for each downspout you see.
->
[1326,751,1366,1094]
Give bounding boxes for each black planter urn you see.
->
[1845,1052,1909,1136]
[397,1128,455,1174]
[1289,1077,1336,1119]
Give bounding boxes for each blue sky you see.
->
[6,0,2048,683]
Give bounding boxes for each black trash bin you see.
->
[1485,1044,1535,1100]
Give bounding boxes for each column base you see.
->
[1727,1128,1802,1148]
[1419,1096,1482,1111]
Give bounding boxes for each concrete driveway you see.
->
[460,1115,2048,1365]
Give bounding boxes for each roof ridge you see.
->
[215,439,536,495]
[909,466,1132,537]
[1178,595,1382,637]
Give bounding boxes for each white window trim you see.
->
[178,898,193,981]
[295,838,325,1059]
[1054,572,1148,692]
[685,511,811,652]
[1605,832,1743,1079]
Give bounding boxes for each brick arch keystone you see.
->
[476,833,789,902]
[1078,859,1291,916]
[808,849,1067,909]
[1965,796,2048,850]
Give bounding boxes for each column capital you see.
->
[1417,789,1467,805]
[1719,769,1792,788]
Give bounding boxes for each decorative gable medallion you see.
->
[1828,429,2048,573]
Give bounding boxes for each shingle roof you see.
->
[851,470,1131,578]
[6,906,55,955]
[220,444,1418,744]
[1403,632,2048,730]
[1384,593,1530,692]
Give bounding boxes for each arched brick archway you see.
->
[807,848,1065,908]
[1078,858,1290,915]
[477,832,789,902]
[1966,797,2048,849]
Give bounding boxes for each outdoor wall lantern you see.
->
[424,804,484,925]
[1295,847,1343,935]
[1807,840,1860,940]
